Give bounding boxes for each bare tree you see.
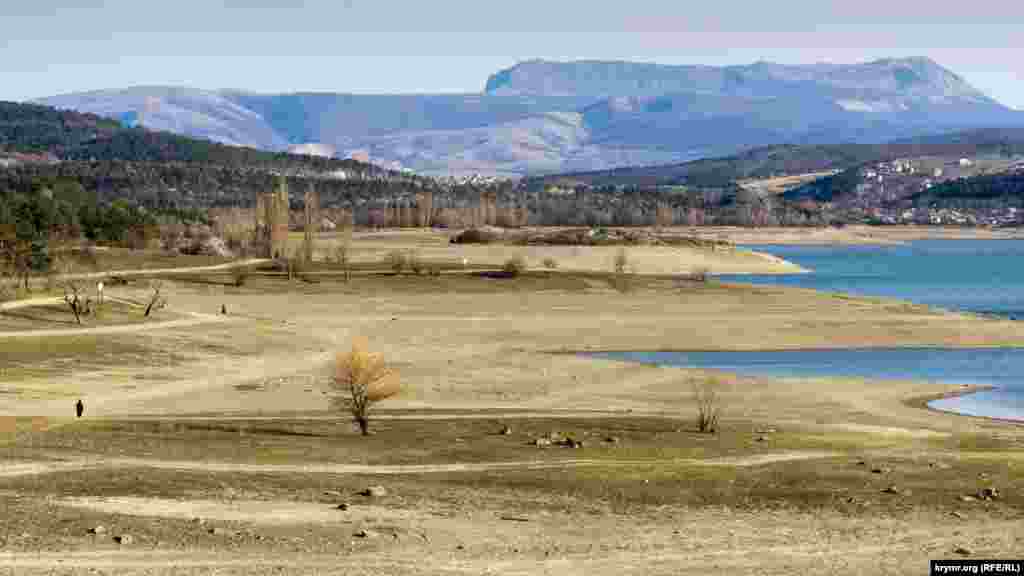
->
[693,378,724,433]
[334,226,353,283]
[144,280,166,317]
[612,247,631,293]
[331,338,400,435]
[61,266,87,325]
[387,249,407,275]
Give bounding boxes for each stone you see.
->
[353,529,377,539]
[533,438,552,447]
[604,436,620,444]
[881,485,902,495]
[359,486,387,498]
[855,460,867,466]
[755,436,768,442]
[871,468,888,474]
[336,503,349,511]
[500,425,512,435]
[954,547,972,556]
[88,526,107,535]
[978,487,1000,501]
[114,534,133,545]
[950,511,966,520]
[959,495,978,503]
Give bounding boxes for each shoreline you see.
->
[572,349,1024,427]
[905,385,1024,427]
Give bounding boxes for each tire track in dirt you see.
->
[1,450,840,479]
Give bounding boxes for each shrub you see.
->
[691,266,710,283]
[450,228,500,245]
[407,249,423,275]
[613,247,630,275]
[387,250,407,274]
[694,378,723,433]
[331,338,400,436]
[230,262,250,287]
[503,255,527,277]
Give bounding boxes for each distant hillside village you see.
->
[798,155,1024,227]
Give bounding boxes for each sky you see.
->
[2,0,1022,108]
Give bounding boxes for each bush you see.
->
[503,255,527,277]
[613,247,630,275]
[694,378,723,433]
[230,262,250,287]
[407,249,423,275]
[387,250,407,274]
[690,266,710,283]
[450,228,500,245]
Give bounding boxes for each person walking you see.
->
[75,399,84,418]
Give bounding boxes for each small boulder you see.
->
[978,487,1000,501]
[954,547,972,556]
[114,534,133,545]
[755,436,768,442]
[88,525,107,535]
[604,436,620,444]
[959,495,978,503]
[336,503,349,511]
[353,529,377,539]
[533,438,552,447]
[359,486,387,498]
[881,485,903,495]
[499,425,512,435]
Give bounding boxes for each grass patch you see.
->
[0,335,190,381]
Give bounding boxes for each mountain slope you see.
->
[0,100,401,179]
[36,58,1024,176]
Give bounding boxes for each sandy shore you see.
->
[320,228,807,275]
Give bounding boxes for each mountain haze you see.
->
[36,58,1024,176]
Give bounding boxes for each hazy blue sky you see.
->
[3,0,1022,108]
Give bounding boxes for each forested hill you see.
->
[528,128,1024,190]
[0,101,405,180]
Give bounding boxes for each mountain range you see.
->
[35,57,1024,177]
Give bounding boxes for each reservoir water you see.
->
[594,240,1024,422]
[585,348,1024,422]
[723,239,1024,319]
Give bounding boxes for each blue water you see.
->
[722,239,1024,319]
[590,240,1024,422]
[585,349,1024,422]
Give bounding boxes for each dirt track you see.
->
[0,450,842,479]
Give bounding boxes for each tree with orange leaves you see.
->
[332,338,400,435]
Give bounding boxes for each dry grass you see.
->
[2,227,1024,573]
